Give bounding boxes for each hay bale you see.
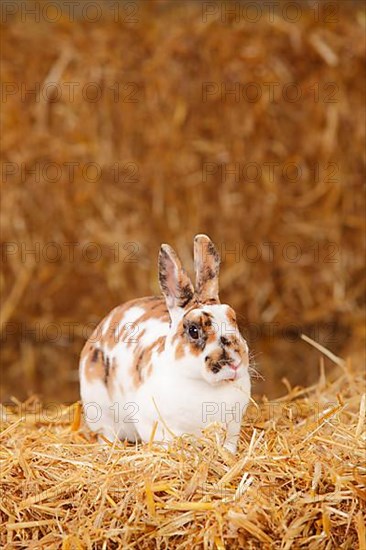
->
[1,5,365,400]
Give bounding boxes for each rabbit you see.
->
[79,234,251,453]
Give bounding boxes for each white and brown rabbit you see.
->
[79,234,251,452]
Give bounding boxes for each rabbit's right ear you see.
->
[159,244,195,320]
[194,234,220,303]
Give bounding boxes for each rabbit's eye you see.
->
[188,324,199,340]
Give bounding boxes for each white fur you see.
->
[80,303,251,452]
[80,235,252,453]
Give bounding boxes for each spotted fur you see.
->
[79,234,251,452]
[194,234,220,303]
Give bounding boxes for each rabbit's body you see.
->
[80,235,251,452]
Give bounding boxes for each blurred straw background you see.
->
[1,0,365,403]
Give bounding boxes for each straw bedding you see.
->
[1,345,365,549]
[1,1,365,402]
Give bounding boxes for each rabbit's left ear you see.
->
[193,234,220,303]
[159,244,195,318]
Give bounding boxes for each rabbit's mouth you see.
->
[227,362,242,379]
[224,363,242,381]
[210,360,245,382]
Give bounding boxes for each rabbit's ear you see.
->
[193,234,220,303]
[159,244,195,317]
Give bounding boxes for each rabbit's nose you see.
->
[228,362,241,371]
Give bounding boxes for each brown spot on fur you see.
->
[130,336,167,388]
[204,332,248,375]
[205,348,228,374]
[159,245,194,309]
[201,297,219,305]
[91,348,99,362]
[201,311,216,344]
[179,281,194,308]
[194,235,220,303]
[106,357,118,399]
[155,336,166,354]
[104,355,110,385]
[81,296,169,393]
[125,328,146,347]
[201,311,212,325]
[135,298,170,325]
[172,309,218,359]
[220,336,231,347]
[226,308,237,327]
[175,340,186,360]
[206,331,216,345]
[88,297,166,351]
[83,346,106,384]
[172,324,186,360]
[101,305,130,349]
[130,350,144,387]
